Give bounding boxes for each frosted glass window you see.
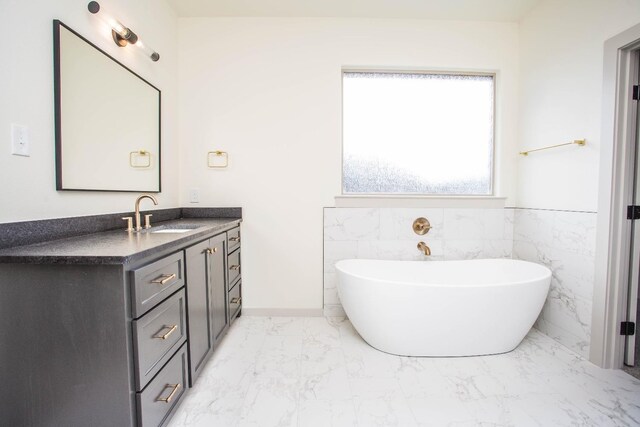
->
[342,72,494,195]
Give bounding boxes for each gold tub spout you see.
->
[417,242,431,256]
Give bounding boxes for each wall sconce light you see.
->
[87,1,160,62]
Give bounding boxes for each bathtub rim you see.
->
[335,258,552,288]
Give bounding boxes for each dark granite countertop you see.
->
[0,218,241,265]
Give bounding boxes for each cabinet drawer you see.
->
[136,343,188,427]
[229,281,242,323]
[227,227,241,253]
[132,252,185,318]
[228,249,241,286]
[133,289,187,391]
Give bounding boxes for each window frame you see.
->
[340,68,497,197]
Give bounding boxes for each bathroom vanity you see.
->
[0,211,241,426]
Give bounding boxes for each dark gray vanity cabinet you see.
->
[185,239,213,385]
[0,255,189,427]
[0,216,242,427]
[0,263,138,427]
[185,233,229,385]
[227,227,242,325]
[185,227,242,386]
[209,233,229,347]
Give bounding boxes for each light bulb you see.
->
[135,40,160,62]
[87,1,157,60]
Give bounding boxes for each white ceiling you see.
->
[167,0,540,22]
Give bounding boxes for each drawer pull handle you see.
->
[156,383,181,403]
[151,273,176,285]
[230,265,240,271]
[153,324,178,340]
[205,247,218,254]
[229,237,240,242]
[230,297,241,304]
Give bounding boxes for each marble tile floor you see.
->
[168,316,640,427]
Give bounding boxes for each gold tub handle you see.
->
[412,218,432,235]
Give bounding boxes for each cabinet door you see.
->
[209,233,228,347]
[185,239,212,386]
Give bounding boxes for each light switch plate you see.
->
[11,124,30,157]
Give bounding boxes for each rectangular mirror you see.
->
[53,20,161,192]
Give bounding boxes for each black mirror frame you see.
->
[53,19,162,193]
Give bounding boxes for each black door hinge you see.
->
[621,321,636,336]
[634,85,639,100]
[627,205,640,219]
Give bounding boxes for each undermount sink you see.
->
[149,224,203,234]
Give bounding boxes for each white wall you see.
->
[0,0,179,223]
[178,18,520,311]
[517,0,640,211]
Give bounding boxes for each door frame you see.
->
[593,23,640,369]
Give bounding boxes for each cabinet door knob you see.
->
[205,247,218,254]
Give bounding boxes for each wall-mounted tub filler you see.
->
[414,218,432,256]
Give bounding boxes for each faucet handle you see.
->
[144,214,153,229]
[122,217,134,232]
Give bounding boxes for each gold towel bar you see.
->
[519,139,586,156]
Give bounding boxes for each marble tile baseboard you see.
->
[0,207,242,249]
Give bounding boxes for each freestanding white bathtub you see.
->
[335,259,551,357]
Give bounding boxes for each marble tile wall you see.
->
[323,208,514,317]
[512,208,597,359]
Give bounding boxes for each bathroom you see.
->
[1,0,640,425]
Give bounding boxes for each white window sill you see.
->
[334,195,508,208]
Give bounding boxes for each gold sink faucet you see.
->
[134,194,158,231]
